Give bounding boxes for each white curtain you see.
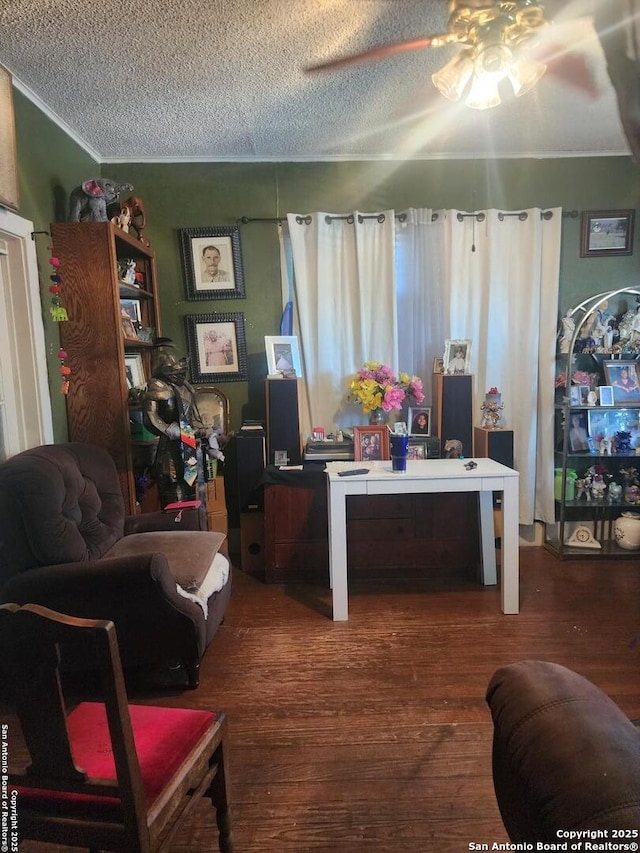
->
[445,208,562,524]
[395,208,448,385]
[287,212,396,438]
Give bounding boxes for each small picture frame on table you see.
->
[353,425,390,462]
[408,407,431,436]
[443,339,471,375]
[407,437,430,460]
[265,335,301,377]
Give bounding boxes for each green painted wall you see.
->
[13,86,640,437]
[14,89,98,439]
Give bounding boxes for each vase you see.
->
[368,408,385,425]
[614,512,640,550]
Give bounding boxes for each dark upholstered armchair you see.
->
[486,660,640,839]
[0,443,232,688]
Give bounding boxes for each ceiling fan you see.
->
[305,0,586,110]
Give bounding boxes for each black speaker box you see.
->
[266,378,302,465]
[434,374,473,457]
[224,432,266,526]
[474,427,514,469]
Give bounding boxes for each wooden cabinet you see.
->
[51,222,161,513]
[264,472,480,584]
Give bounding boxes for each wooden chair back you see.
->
[0,602,232,852]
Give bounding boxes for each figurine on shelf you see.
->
[110,203,131,233]
[558,311,575,353]
[122,259,137,285]
[126,195,150,247]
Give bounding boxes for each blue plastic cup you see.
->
[390,433,409,473]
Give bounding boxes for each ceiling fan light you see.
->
[474,43,512,81]
[465,72,502,110]
[507,56,547,97]
[431,51,475,102]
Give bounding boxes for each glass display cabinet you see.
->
[546,287,640,558]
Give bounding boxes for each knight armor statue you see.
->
[143,339,210,507]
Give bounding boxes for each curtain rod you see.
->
[238,213,408,225]
[240,209,579,226]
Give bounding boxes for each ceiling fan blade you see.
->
[305,35,441,73]
[545,49,600,98]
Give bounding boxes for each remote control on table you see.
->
[337,468,370,476]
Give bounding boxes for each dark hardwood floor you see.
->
[9,546,640,852]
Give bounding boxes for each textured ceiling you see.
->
[0,0,632,162]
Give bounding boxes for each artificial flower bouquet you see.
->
[348,361,425,414]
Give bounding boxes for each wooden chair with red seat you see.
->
[0,602,233,852]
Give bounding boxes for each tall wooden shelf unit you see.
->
[51,222,161,513]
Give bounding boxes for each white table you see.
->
[325,458,520,621]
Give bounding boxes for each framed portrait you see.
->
[579,385,591,406]
[120,298,141,326]
[603,360,640,404]
[193,385,229,434]
[580,210,635,257]
[587,409,609,445]
[264,335,302,376]
[392,422,408,435]
[569,385,582,406]
[185,312,248,383]
[443,339,471,375]
[124,353,146,390]
[599,385,614,406]
[121,312,139,342]
[353,425,390,462]
[568,410,589,452]
[0,65,19,212]
[407,406,431,436]
[407,437,429,459]
[433,356,444,374]
[179,226,245,300]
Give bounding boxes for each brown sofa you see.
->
[486,660,640,839]
[0,442,231,688]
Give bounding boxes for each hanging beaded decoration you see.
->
[48,254,71,394]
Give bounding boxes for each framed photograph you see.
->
[568,410,589,452]
[599,385,614,406]
[0,65,19,212]
[433,357,444,374]
[120,298,141,326]
[580,210,635,257]
[193,385,229,434]
[353,425,390,462]
[579,385,590,406]
[185,312,248,383]
[124,353,146,390]
[570,385,582,406]
[392,422,408,435]
[407,437,429,459]
[265,335,302,376]
[407,407,431,436]
[179,226,245,300]
[443,339,471,375]
[603,360,640,403]
[121,312,139,341]
[587,409,609,445]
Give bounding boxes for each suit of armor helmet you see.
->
[143,342,209,507]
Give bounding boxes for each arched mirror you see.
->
[193,385,229,435]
